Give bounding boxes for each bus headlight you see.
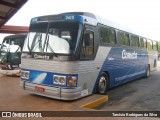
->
[53,75,66,86]
[21,71,29,79]
[59,77,65,84]
[54,76,59,83]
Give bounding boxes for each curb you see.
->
[80,96,108,109]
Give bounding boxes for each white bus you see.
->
[20,12,158,100]
[0,34,26,76]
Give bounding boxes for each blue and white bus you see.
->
[0,34,26,76]
[20,12,158,100]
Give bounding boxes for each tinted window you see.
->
[99,26,116,45]
[147,40,153,50]
[117,31,129,46]
[130,35,139,47]
[143,38,147,49]
[153,41,157,50]
[139,37,144,47]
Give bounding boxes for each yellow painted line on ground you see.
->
[80,96,108,109]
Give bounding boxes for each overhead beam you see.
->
[0,16,6,20]
[0,0,28,27]
[0,1,18,8]
[0,25,29,34]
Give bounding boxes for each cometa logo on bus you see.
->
[122,49,138,59]
[34,54,49,59]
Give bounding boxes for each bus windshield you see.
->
[23,22,82,55]
[0,37,24,63]
[1,39,22,53]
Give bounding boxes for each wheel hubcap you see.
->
[98,76,107,93]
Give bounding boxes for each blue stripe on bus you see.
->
[21,69,78,87]
[92,47,148,93]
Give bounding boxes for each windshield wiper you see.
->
[27,33,31,54]
[45,35,58,57]
[30,33,42,52]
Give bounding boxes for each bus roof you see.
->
[59,12,96,18]
[4,34,26,39]
[30,12,156,41]
[30,12,138,34]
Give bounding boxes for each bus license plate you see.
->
[35,86,45,92]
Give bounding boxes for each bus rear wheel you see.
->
[97,73,109,95]
[146,66,150,77]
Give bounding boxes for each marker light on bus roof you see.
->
[84,19,88,22]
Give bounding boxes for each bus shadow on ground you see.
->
[95,76,151,110]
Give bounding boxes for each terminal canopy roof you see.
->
[0,0,28,33]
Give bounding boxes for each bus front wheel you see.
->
[97,73,109,95]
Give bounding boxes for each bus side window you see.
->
[130,35,139,47]
[81,31,94,58]
[147,39,153,50]
[153,41,158,51]
[117,31,129,46]
[143,38,147,49]
[139,37,144,48]
[99,26,116,45]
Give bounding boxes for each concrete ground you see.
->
[97,62,160,111]
[0,62,160,120]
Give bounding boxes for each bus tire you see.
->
[97,73,109,95]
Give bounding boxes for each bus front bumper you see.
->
[20,81,89,100]
[0,69,21,76]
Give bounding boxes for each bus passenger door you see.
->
[78,25,101,94]
[80,24,99,59]
[81,30,94,59]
